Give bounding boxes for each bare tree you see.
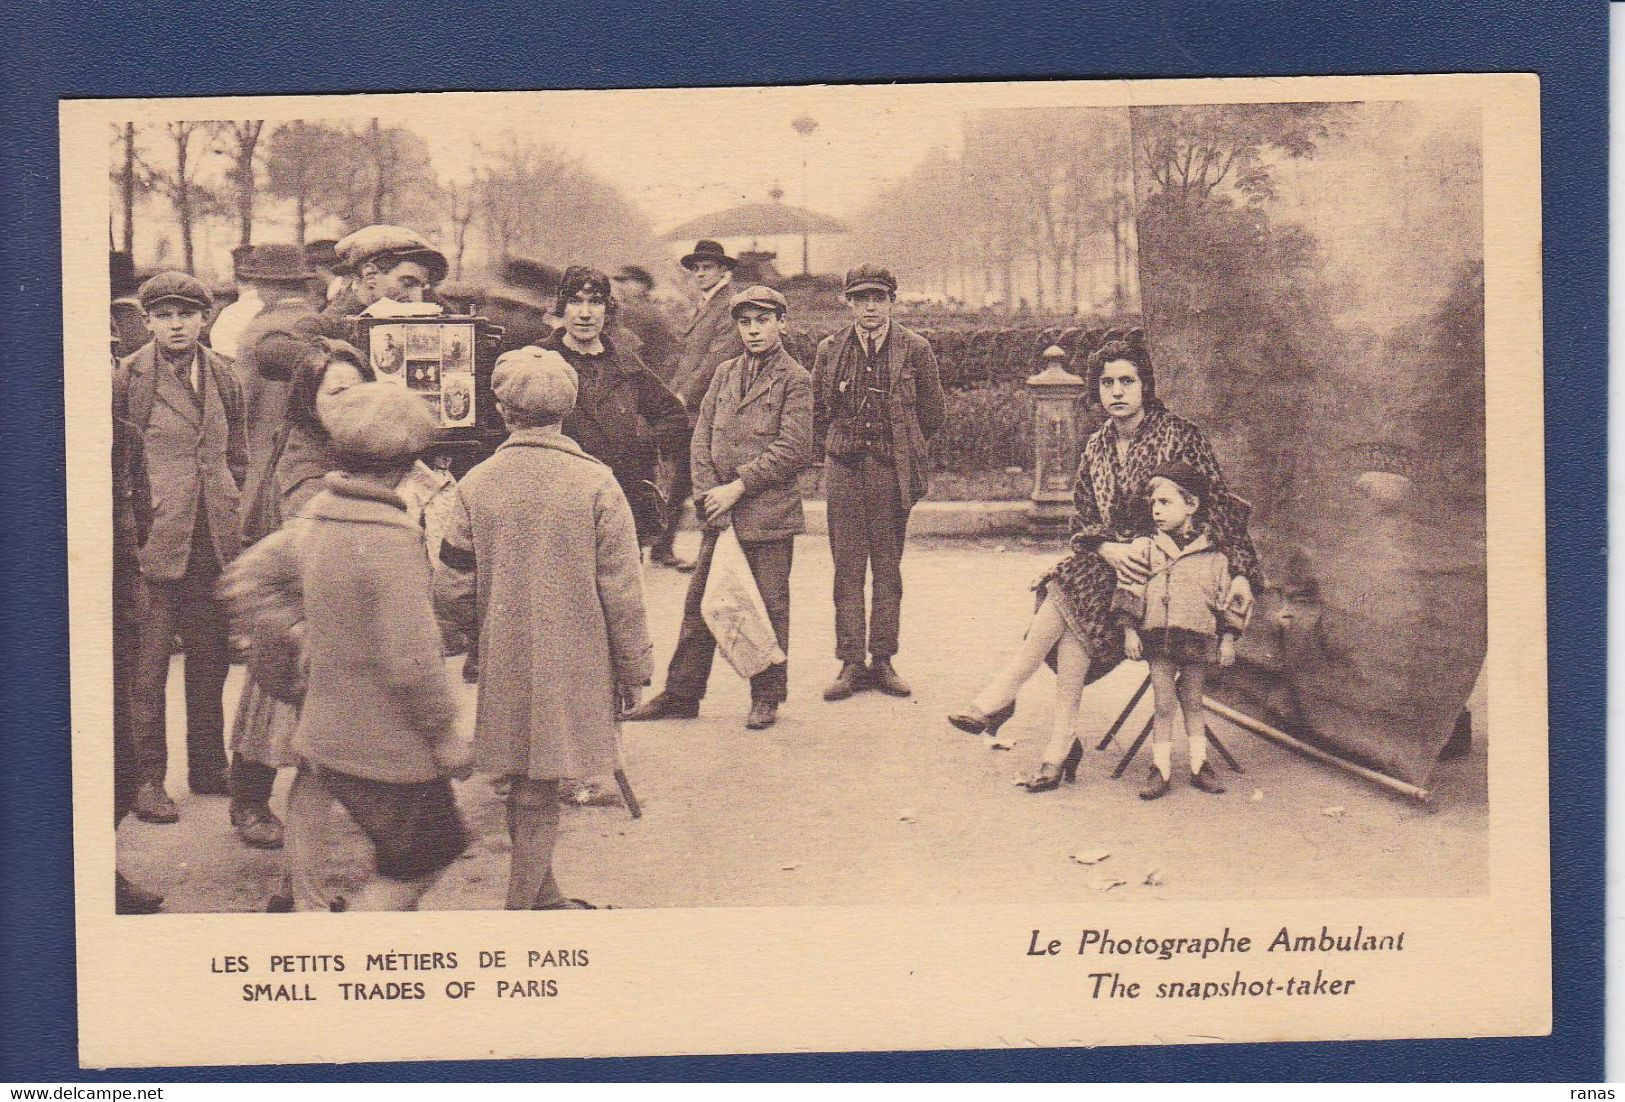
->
[135,121,220,273]
[108,122,145,254]
[212,120,265,247]
[443,175,478,280]
[1135,103,1348,202]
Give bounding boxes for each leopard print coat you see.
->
[1038,400,1262,672]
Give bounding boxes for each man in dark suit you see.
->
[114,272,247,825]
[651,240,746,571]
[812,266,946,702]
[624,285,812,730]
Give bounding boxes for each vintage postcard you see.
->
[61,72,1546,1067]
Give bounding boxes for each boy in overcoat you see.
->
[434,347,653,909]
[625,285,812,730]
[292,382,469,912]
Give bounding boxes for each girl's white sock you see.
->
[1152,742,1172,780]
[1188,734,1208,775]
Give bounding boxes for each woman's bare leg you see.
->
[970,595,1069,715]
[1039,630,1092,766]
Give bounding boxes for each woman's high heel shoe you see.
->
[1024,738,1084,793]
[948,700,1016,737]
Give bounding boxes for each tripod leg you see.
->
[1205,725,1243,773]
[1096,674,1152,752]
[1112,716,1156,779]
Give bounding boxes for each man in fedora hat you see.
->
[303,239,343,306]
[653,240,745,571]
[813,265,945,701]
[208,244,264,360]
[114,271,247,825]
[320,225,450,340]
[625,285,811,731]
[224,243,326,848]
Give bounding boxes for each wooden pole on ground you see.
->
[1202,697,1431,803]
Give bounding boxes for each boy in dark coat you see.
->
[625,285,812,730]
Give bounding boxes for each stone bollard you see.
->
[1026,344,1087,531]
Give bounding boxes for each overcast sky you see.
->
[404,84,977,232]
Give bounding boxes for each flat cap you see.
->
[137,271,213,312]
[728,284,788,317]
[493,346,579,419]
[843,265,897,296]
[304,239,340,268]
[322,380,440,464]
[335,225,449,285]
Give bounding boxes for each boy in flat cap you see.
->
[654,240,746,571]
[114,272,247,825]
[292,382,470,911]
[434,348,652,909]
[626,285,812,731]
[812,265,945,701]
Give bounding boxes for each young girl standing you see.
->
[1118,461,1249,800]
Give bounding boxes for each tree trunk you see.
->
[235,124,262,247]
[295,191,307,245]
[1110,202,1125,313]
[120,122,136,254]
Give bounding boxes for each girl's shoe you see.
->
[1190,762,1227,794]
[1139,766,1172,800]
[948,700,1016,737]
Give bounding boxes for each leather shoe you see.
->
[1190,762,1227,795]
[189,769,231,797]
[868,658,912,698]
[652,548,694,572]
[133,781,178,824]
[622,693,700,722]
[822,662,868,701]
[115,871,163,914]
[1139,766,1172,801]
[230,801,286,849]
[745,701,779,730]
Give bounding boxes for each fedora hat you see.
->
[239,243,313,284]
[680,240,738,271]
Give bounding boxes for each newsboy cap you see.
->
[843,265,897,296]
[335,225,449,285]
[322,381,440,464]
[493,346,579,419]
[304,239,340,270]
[729,284,788,318]
[137,271,213,313]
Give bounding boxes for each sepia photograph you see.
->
[60,73,1548,1066]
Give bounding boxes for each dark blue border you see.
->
[0,0,1604,1082]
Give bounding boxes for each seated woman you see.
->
[948,335,1262,793]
